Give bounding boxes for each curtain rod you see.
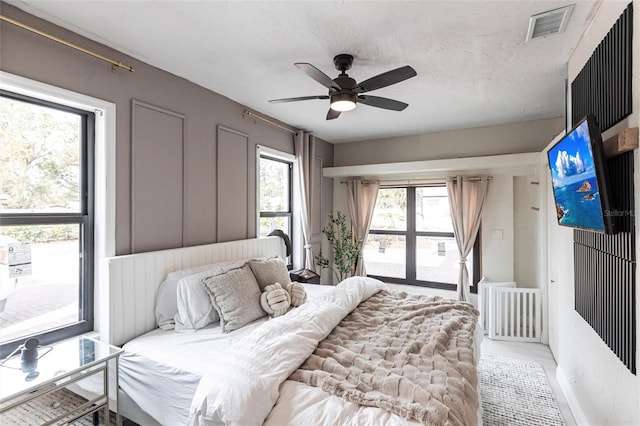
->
[243,109,298,135]
[341,176,493,185]
[0,15,135,72]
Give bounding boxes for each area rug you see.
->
[480,354,565,426]
[1,388,116,426]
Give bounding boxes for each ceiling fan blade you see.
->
[354,65,417,93]
[295,63,341,90]
[357,95,408,111]
[269,95,329,103]
[326,108,341,120]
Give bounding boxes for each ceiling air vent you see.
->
[526,4,574,41]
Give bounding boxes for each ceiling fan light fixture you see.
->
[270,55,417,119]
[330,93,356,112]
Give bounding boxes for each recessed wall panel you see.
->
[217,126,249,242]
[131,101,184,253]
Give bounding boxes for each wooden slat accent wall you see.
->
[574,151,636,374]
[571,2,633,132]
[571,2,635,374]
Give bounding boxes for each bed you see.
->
[98,237,482,426]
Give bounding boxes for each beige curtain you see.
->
[446,176,489,301]
[346,180,380,276]
[294,131,316,270]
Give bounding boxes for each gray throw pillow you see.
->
[248,257,291,291]
[201,264,265,333]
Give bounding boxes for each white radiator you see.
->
[488,287,542,342]
[478,280,515,334]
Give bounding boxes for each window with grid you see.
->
[0,91,95,357]
[364,186,480,291]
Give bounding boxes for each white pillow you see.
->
[174,261,246,332]
[155,260,243,330]
[155,265,213,330]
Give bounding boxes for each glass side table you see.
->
[0,335,123,425]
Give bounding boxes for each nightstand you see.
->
[290,268,321,284]
[0,335,123,425]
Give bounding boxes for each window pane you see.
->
[415,186,453,232]
[259,216,290,238]
[370,188,406,231]
[0,97,82,213]
[259,157,290,212]
[0,224,81,344]
[363,234,406,279]
[416,236,470,284]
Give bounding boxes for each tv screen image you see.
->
[547,115,613,233]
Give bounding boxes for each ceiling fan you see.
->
[269,54,417,120]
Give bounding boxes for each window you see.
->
[364,186,480,291]
[258,152,293,265]
[0,91,94,357]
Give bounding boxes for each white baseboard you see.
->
[556,366,590,426]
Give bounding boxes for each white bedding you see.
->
[120,281,482,426]
[119,283,335,425]
[267,381,423,425]
[189,276,385,425]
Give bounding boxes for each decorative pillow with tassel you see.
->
[285,282,307,307]
[260,282,291,317]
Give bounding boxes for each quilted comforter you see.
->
[189,277,479,426]
[290,290,479,425]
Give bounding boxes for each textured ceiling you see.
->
[7,0,600,143]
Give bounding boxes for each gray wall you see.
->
[333,117,564,166]
[0,3,333,255]
[331,117,562,288]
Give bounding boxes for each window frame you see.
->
[257,147,294,268]
[366,186,481,293]
[0,91,95,357]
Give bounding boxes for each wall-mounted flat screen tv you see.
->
[547,114,614,234]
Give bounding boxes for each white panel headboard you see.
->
[98,237,286,346]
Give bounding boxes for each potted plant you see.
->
[315,211,361,283]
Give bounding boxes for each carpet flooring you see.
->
[1,387,115,426]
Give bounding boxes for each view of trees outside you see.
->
[0,96,81,343]
[364,186,463,284]
[0,97,81,213]
[259,217,289,238]
[369,188,406,231]
[258,156,291,237]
